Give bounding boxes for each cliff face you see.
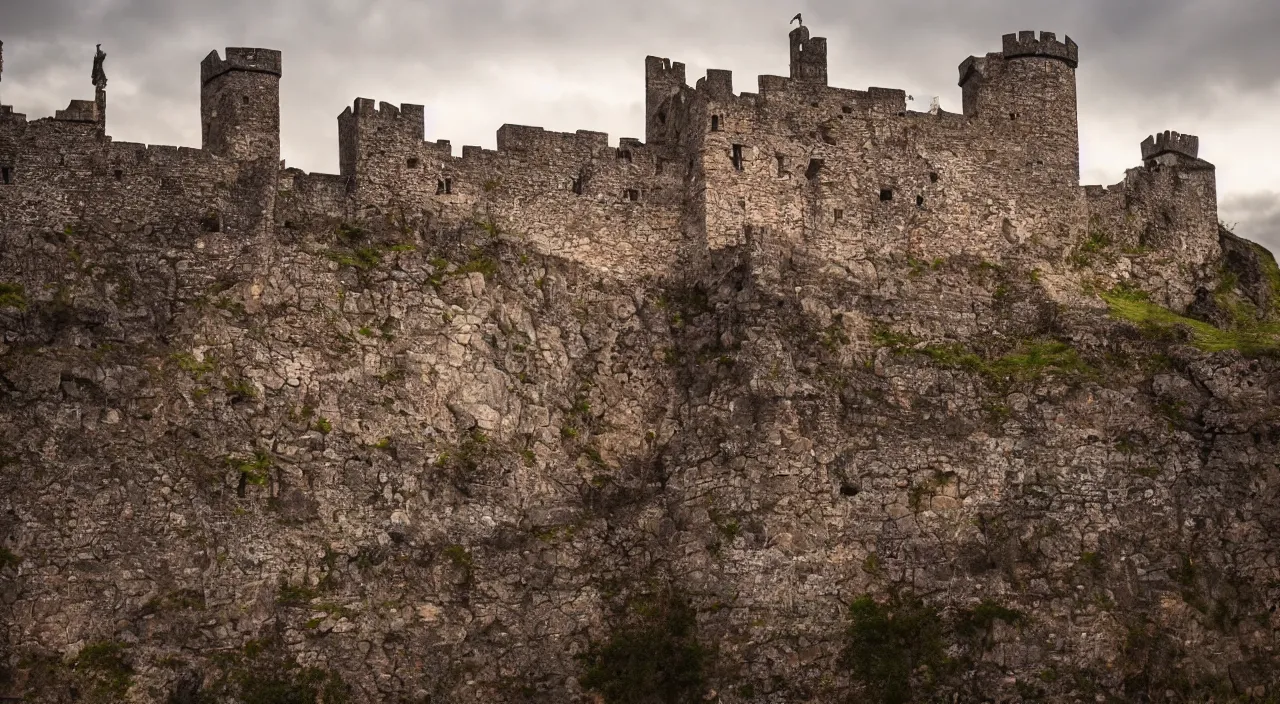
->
[1,202,1279,703]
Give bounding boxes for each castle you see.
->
[0,26,1220,300]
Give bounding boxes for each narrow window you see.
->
[617,149,632,163]
[916,195,925,207]
[805,159,823,180]
[657,111,667,125]
[1010,112,1017,121]
[114,169,123,181]
[655,158,666,175]
[776,155,786,176]
[571,175,583,194]
[2,166,13,184]
[880,188,893,202]
[445,178,452,194]
[929,171,939,183]
[436,178,452,195]
[731,144,744,171]
[834,209,843,222]
[407,158,419,169]
[625,189,639,202]
[711,115,721,131]
[243,96,250,104]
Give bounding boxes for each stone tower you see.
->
[959,32,1081,185]
[200,48,282,162]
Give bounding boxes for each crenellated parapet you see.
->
[1001,31,1079,68]
[200,48,282,85]
[1141,130,1200,164]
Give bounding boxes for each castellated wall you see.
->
[337,98,686,279]
[649,30,1089,274]
[0,31,1221,295]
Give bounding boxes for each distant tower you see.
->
[789,24,827,86]
[200,48,282,162]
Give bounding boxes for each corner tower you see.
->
[200,48,282,162]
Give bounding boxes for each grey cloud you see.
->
[1221,192,1280,254]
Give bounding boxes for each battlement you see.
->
[1141,130,1199,162]
[200,48,282,85]
[495,124,609,155]
[1001,31,1078,68]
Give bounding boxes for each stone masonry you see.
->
[1,23,1278,704]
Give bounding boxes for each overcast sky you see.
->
[2,0,1277,251]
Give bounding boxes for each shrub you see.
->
[579,591,710,704]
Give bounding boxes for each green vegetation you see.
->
[442,544,473,569]
[1100,284,1280,356]
[0,282,28,310]
[171,351,216,378]
[203,638,349,703]
[872,325,1094,384]
[74,641,133,702]
[277,583,321,607]
[225,378,258,401]
[841,594,1030,703]
[232,451,273,486]
[0,547,20,570]
[313,417,333,434]
[843,594,945,704]
[579,591,710,704]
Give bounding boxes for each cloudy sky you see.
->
[2,0,1278,250]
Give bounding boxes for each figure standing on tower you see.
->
[92,44,107,90]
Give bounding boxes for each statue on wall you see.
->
[92,44,107,90]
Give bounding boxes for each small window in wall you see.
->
[2,166,13,184]
[929,171,939,183]
[657,111,667,125]
[625,189,639,202]
[841,105,853,114]
[776,155,786,176]
[916,195,925,208]
[655,158,666,175]
[617,149,632,163]
[243,96,250,104]
[407,158,419,169]
[1009,112,1017,121]
[114,169,123,181]
[805,159,823,180]
[436,178,452,195]
[711,115,721,131]
[880,188,894,201]
[834,209,844,222]
[731,144,744,171]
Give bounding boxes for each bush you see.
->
[579,591,710,704]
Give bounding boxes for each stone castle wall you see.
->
[0,30,1219,289]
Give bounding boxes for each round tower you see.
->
[200,48,282,162]
[959,31,1080,184]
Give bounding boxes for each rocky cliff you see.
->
[2,206,1279,703]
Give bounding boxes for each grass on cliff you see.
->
[1100,284,1280,356]
[873,328,1094,383]
[0,282,27,311]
